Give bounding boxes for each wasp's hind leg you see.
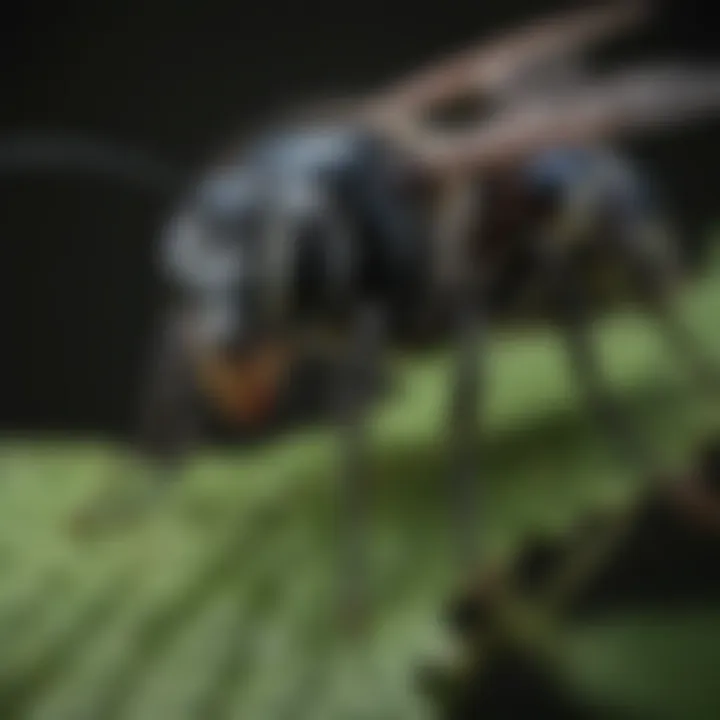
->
[550,254,655,475]
[446,289,486,577]
[618,222,720,398]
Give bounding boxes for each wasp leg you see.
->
[645,293,720,397]
[551,258,654,475]
[333,304,386,632]
[447,289,485,575]
[69,314,200,536]
[618,228,720,396]
[134,313,201,480]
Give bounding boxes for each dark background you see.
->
[1,0,718,438]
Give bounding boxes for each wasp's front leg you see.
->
[70,312,200,536]
[332,303,386,633]
[134,312,202,479]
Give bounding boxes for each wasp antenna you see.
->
[0,135,181,195]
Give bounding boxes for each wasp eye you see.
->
[199,199,262,241]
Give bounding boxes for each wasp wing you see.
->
[411,65,720,175]
[365,2,649,123]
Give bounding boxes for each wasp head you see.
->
[158,126,365,424]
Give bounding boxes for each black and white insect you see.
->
[4,2,720,626]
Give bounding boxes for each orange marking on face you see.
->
[197,344,288,426]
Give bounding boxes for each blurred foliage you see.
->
[424,442,720,720]
[1,249,720,719]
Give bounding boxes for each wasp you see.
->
[5,2,720,625]
[144,2,720,623]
